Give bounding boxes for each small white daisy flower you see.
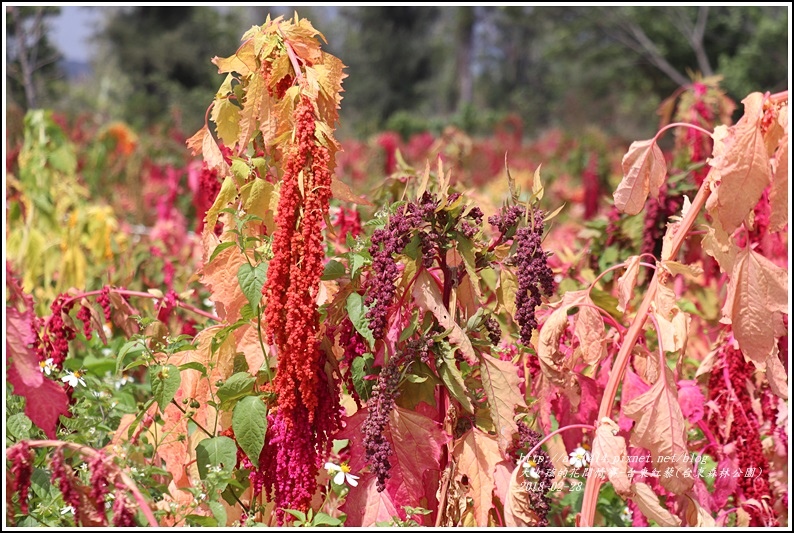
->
[39,358,56,376]
[324,461,359,487]
[569,446,591,469]
[61,370,86,388]
[522,458,541,480]
[620,506,633,522]
[60,505,76,515]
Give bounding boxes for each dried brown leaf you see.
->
[721,247,788,366]
[630,482,682,527]
[331,178,373,206]
[708,93,771,233]
[683,492,716,526]
[769,127,788,233]
[617,256,641,313]
[614,139,666,215]
[504,461,543,526]
[590,418,632,497]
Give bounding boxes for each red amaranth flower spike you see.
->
[7,441,34,514]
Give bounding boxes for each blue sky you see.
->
[49,6,105,62]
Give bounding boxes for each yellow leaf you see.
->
[211,98,241,148]
[204,176,237,236]
[769,126,788,233]
[480,354,527,454]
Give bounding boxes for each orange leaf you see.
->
[453,428,501,526]
[613,139,666,215]
[721,247,788,367]
[186,125,229,175]
[199,231,249,323]
[479,354,527,454]
[623,367,694,495]
[708,93,771,233]
[331,178,373,206]
[630,482,682,526]
[590,417,632,497]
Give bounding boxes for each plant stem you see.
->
[578,177,712,526]
[524,424,595,460]
[170,399,214,438]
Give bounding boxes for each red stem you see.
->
[578,177,712,526]
[653,122,713,143]
[525,424,595,461]
[62,288,218,322]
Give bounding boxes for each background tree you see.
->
[5,6,63,111]
[97,6,244,132]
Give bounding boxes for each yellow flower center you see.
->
[74,371,83,379]
[340,462,351,474]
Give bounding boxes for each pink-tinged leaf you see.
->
[676,380,705,424]
[342,473,400,526]
[412,270,477,365]
[624,367,694,495]
[764,352,788,401]
[708,93,771,233]
[768,117,788,233]
[683,493,716,526]
[479,354,527,454]
[721,247,788,372]
[613,139,666,215]
[619,370,651,432]
[617,255,641,313]
[338,406,448,525]
[7,364,69,439]
[492,460,514,508]
[453,428,501,526]
[630,482,682,527]
[553,374,599,453]
[711,450,739,509]
[590,417,632,497]
[6,307,42,388]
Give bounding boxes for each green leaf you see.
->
[186,514,218,527]
[151,364,181,412]
[346,293,375,349]
[209,241,237,263]
[349,253,366,279]
[283,509,307,523]
[217,372,256,404]
[30,468,56,498]
[403,233,422,260]
[312,512,343,526]
[232,396,268,468]
[7,413,33,440]
[115,339,144,376]
[456,236,483,303]
[233,352,250,374]
[322,259,346,281]
[351,353,374,401]
[438,359,474,414]
[237,262,267,309]
[590,288,622,321]
[83,353,117,376]
[178,361,208,376]
[240,303,256,321]
[208,501,228,527]
[195,436,238,481]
